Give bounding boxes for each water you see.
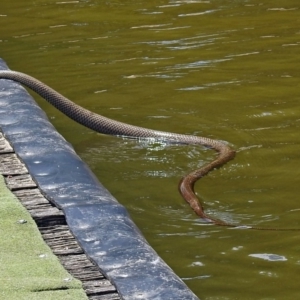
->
[1,1,300,299]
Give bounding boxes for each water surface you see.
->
[1,1,300,299]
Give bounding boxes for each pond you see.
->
[1,1,300,299]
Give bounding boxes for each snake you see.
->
[0,70,298,231]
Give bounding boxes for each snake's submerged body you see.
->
[0,70,297,231]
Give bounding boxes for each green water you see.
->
[1,1,300,299]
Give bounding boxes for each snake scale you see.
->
[0,70,298,231]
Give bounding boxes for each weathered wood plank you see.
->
[0,153,28,175]
[14,191,67,226]
[59,254,106,281]
[5,174,37,190]
[40,226,83,255]
[0,132,13,153]
[89,294,121,300]
[13,188,50,206]
[83,280,117,293]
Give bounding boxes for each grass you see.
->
[0,175,88,300]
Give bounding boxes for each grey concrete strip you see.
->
[0,58,199,300]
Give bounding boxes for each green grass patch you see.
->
[0,175,88,299]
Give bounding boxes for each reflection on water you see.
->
[249,253,287,262]
[2,0,300,299]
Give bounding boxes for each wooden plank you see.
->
[14,190,65,225]
[0,132,13,154]
[13,188,50,207]
[59,254,106,281]
[40,225,84,255]
[83,280,117,294]
[0,153,28,175]
[89,294,121,300]
[5,173,37,190]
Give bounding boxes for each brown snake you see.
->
[0,70,298,231]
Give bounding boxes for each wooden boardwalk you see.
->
[0,132,120,300]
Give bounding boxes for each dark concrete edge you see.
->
[0,58,199,300]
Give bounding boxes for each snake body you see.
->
[0,70,297,231]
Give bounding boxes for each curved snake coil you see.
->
[0,70,298,231]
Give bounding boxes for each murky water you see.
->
[2,1,300,299]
